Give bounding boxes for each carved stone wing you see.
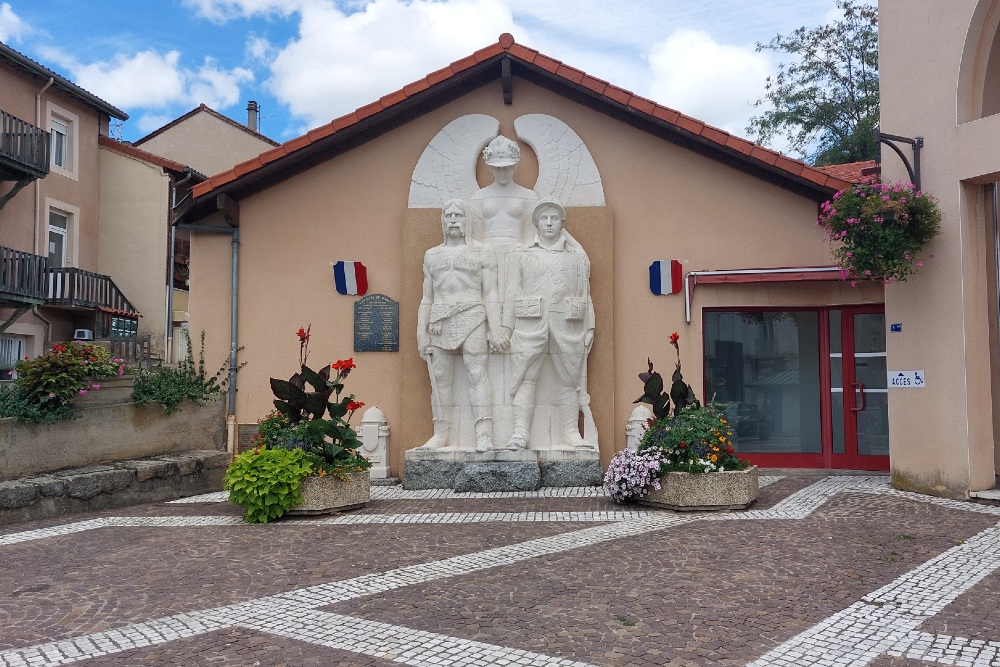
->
[408,114,499,207]
[514,114,605,206]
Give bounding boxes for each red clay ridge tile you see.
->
[499,33,515,49]
[627,95,657,115]
[283,135,311,153]
[379,89,407,108]
[700,126,730,145]
[211,170,238,189]
[307,123,336,143]
[750,145,779,166]
[674,114,704,134]
[403,78,431,96]
[451,55,478,72]
[556,64,585,84]
[233,157,262,177]
[532,53,561,74]
[356,101,383,120]
[258,146,287,165]
[774,156,805,177]
[579,75,608,95]
[651,106,680,124]
[801,170,831,187]
[331,113,359,132]
[725,136,755,155]
[473,43,503,62]
[507,44,537,62]
[427,66,454,85]
[603,86,632,105]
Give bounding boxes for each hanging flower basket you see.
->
[818,179,941,284]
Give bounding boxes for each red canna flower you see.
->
[668,331,680,348]
[347,400,364,412]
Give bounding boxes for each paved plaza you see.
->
[2,475,1000,666]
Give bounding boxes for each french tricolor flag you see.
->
[649,260,683,295]
[332,261,368,296]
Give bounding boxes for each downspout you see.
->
[34,77,53,258]
[167,170,196,363]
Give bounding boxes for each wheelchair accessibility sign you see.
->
[888,370,925,388]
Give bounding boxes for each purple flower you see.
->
[78,389,87,395]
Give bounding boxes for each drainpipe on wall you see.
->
[31,306,51,349]
[34,77,54,259]
[166,170,196,364]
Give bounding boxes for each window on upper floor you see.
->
[47,103,78,178]
[47,207,72,268]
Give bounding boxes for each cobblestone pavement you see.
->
[3,475,1000,666]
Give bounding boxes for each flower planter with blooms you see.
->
[818,179,942,285]
[604,332,757,510]
[224,325,371,523]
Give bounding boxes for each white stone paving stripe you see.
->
[746,520,1000,667]
[240,609,597,667]
[888,631,1000,665]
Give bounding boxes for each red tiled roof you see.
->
[133,103,279,148]
[190,34,852,201]
[98,135,192,176]
[815,160,878,184]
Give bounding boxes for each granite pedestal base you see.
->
[403,447,603,491]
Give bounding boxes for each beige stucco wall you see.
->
[189,77,880,478]
[97,147,171,356]
[137,111,275,178]
[880,0,1000,497]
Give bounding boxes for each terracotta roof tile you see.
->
[473,43,504,62]
[815,160,876,183]
[603,85,632,106]
[233,157,262,177]
[674,114,704,134]
[700,125,730,146]
[98,136,189,175]
[403,78,432,96]
[379,89,407,108]
[188,34,843,202]
[750,146,779,166]
[627,95,657,115]
[555,64,585,84]
[507,44,537,62]
[579,75,608,95]
[532,53,561,74]
[725,136,755,155]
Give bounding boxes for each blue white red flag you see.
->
[332,261,368,296]
[649,260,683,295]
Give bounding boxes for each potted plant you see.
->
[818,179,942,285]
[605,332,757,510]
[10,342,128,420]
[223,325,371,523]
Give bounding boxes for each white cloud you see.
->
[645,28,773,137]
[181,0,303,23]
[37,48,254,113]
[0,2,28,43]
[136,113,175,134]
[264,0,518,130]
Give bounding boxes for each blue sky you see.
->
[0,0,866,152]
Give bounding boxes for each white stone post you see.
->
[359,406,390,479]
[626,405,653,451]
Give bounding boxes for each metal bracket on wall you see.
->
[873,128,923,191]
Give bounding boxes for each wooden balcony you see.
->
[0,109,50,182]
[46,267,140,317]
[0,245,48,306]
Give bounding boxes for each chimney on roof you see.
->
[247,100,259,132]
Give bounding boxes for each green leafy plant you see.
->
[0,382,68,423]
[7,342,125,422]
[132,330,242,413]
[223,446,315,523]
[225,325,371,523]
[819,179,941,284]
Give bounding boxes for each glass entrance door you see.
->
[830,307,889,470]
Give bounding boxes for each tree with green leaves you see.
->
[747,0,878,166]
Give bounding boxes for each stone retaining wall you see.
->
[0,450,230,526]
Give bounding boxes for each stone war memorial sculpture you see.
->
[405,114,607,491]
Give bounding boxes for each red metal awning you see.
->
[685,266,843,323]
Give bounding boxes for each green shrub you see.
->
[132,331,241,413]
[0,382,70,424]
[223,446,315,523]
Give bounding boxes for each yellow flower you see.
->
[709,454,718,462]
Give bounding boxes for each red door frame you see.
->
[702,306,889,471]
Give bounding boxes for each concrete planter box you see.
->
[73,376,135,406]
[640,465,759,511]
[287,471,370,515]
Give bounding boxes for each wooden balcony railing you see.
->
[46,268,139,317]
[0,110,50,181]
[0,245,48,304]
